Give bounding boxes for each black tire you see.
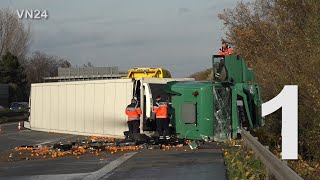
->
[236,133,242,139]
[128,133,149,143]
[238,106,249,130]
[143,118,157,131]
[123,131,130,140]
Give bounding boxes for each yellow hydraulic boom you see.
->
[126,67,171,78]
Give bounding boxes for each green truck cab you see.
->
[165,55,263,141]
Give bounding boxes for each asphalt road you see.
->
[0,122,84,151]
[106,147,227,180]
[0,122,227,180]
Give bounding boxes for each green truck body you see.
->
[165,55,263,141]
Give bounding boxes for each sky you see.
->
[1,0,241,77]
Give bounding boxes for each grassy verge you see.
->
[288,158,320,179]
[270,148,320,179]
[223,140,320,179]
[222,140,266,180]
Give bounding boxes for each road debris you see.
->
[2,135,187,162]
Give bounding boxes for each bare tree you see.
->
[25,51,71,84]
[0,8,30,60]
[58,59,71,68]
[83,61,94,67]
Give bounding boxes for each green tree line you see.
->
[0,9,94,103]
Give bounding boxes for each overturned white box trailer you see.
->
[27,78,193,137]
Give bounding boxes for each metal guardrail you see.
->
[240,129,303,180]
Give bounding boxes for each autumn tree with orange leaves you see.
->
[218,0,320,170]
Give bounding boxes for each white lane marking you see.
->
[4,152,137,180]
[36,135,78,146]
[7,136,40,142]
[83,152,137,180]
[102,172,115,179]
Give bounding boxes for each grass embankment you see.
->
[270,148,320,179]
[287,156,320,179]
[223,140,266,180]
[223,139,320,179]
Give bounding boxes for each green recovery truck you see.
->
[165,55,263,141]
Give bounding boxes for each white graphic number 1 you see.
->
[262,85,298,160]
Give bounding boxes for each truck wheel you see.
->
[128,133,149,143]
[238,106,249,130]
[236,133,241,139]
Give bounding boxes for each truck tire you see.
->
[238,106,249,130]
[128,133,149,143]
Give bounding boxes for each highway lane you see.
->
[0,122,227,180]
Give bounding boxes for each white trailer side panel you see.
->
[115,82,131,135]
[66,85,76,132]
[59,85,67,131]
[75,84,85,133]
[104,83,116,135]
[84,84,94,133]
[43,86,51,130]
[93,83,104,135]
[51,86,59,130]
[29,79,133,137]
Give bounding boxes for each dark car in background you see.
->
[10,102,29,112]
